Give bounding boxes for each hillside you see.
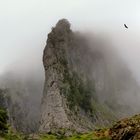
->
[1,113,140,140]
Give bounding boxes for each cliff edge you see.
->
[39,19,116,134]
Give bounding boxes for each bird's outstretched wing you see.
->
[124,24,128,28]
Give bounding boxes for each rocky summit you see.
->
[39,19,117,134]
[38,18,140,135]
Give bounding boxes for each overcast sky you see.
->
[1,0,140,82]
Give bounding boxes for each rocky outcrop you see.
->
[40,19,140,135]
[110,114,140,140]
[39,19,116,134]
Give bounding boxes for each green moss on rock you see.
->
[59,50,96,114]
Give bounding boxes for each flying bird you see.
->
[124,24,128,29]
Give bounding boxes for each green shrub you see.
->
[3,127,24,140]
[0,108,8,134]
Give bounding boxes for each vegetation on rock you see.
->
[0,89,8,135]
[110,114,140,140]
[0,108,8,135]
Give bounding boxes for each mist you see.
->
[85,32,140,116]
[0,21,140,132]
[0,0,140,133]
[0,50,44,132]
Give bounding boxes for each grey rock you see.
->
[40,19,140,135]
[39,19,116,134]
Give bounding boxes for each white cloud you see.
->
[0,0,140,81]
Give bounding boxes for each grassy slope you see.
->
[0,131,111,140]
[39,132,111,140]
[2,114,140,140]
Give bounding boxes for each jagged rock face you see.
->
[40,19,74,133]
[39,19,116,134]
[40,19,140,134]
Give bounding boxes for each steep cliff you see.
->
[39,19,117,134]
[40,19,140,135]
